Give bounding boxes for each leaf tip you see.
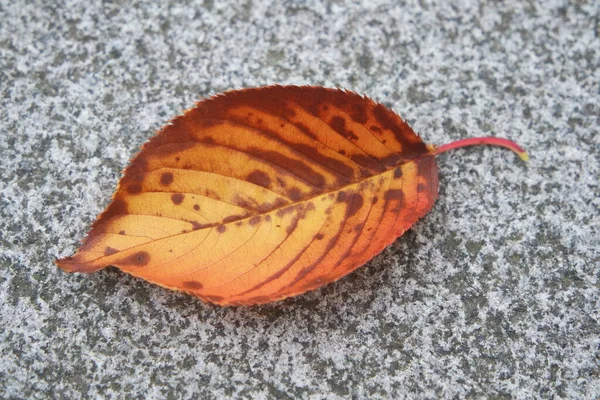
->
[55,256,105,274]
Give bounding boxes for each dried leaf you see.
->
[56,86,527,306]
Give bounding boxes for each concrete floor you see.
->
[1,1,598,398]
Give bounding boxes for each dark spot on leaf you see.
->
[205,295,224,303]
[372,103,428,159]
[183,281,203,290]
[277,204,302,218]
[350,103,368,124]
[380,154,402,167]
[222,214,247,224]
[204,188,220,200]
[288,187,302,201]
[293,122,318,140]
[160,172,174,186]
[94,198,127,226]
[104,247,118,256]
[330,116,358,141]
[190,221,203,230]
[346,194,364,218]
[349,154,386,172]
[337,191,346,202]
[119,230,126,235]
[193,204,200,211]
[171,193,184,205]
[247,170,271,188]
[385,189,403,201]
[125,251,150,267]
[370,125,382,133]
[265,215,271,222]
[127,183,142,194]
[200,136,218,146]
[372,197,379,204]
[247,148,326,189]
[249,216,262,226]
[232,195,253,210]
[315,233,325,240]
[394,168,403,179]
[217,225,227,233]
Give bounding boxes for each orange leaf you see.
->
[56,86,527,306]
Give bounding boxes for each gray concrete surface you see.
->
[1,1,599,398]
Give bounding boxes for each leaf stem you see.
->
[434,137,529,161]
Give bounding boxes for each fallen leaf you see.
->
[56,85,528,306]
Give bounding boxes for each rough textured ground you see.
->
[1,0,599,398]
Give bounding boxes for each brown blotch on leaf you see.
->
[353,222,366,233]
[350,103,368,124]
[349,154,386,172]
[171,193,184,205]
[124,157,149,180]
[288,187,302,201]
[118,230,126,235]
[249,215,262,226]
[247,170,271,188]
[330,116,359,141]
[125,251,150,267]
[204,188,220,200]
[205,295,224,303]
[243,296,271,305]
[336,191,346,202]
[247,148,326,189]
[347,194,364,218]
[385,189,404,201]
[380,154,402,167]
[160,172,174,186]
[183,281,204,290]
[104,247,118,256]
[94,198,128,227]
[394,168,403,179]
[222,214,246,224]
[277,204,303,218]
[315,233,325,240]
[190,221,203,230]
[370,125,382,134]
[232,195,253,210]
[217,225,227,233]
[265,215,272,222]
[372,103,428,159]
[193,204,200,211]
[127,183,142,195]
[293,122,318,140]
[200,136,218,146]
[372,197,379,204]
[294,143,354,183]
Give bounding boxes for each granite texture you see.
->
[1,0,599,398]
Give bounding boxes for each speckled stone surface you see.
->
[1,1,599,398]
